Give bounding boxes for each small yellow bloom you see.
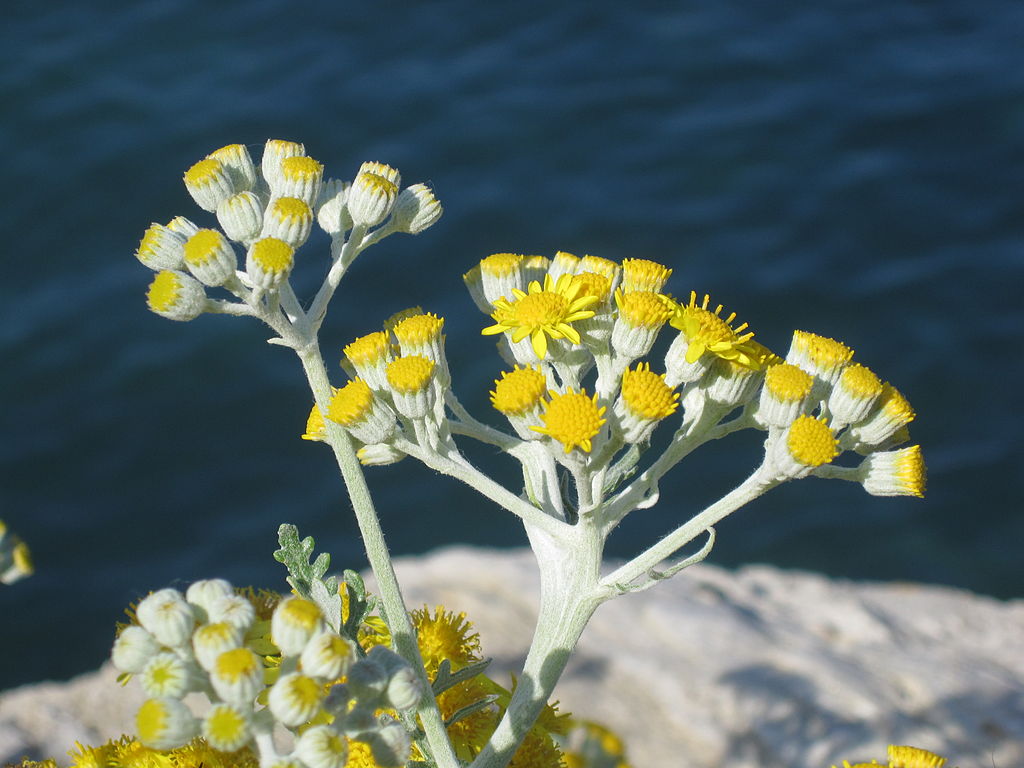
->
[888,744,947,768]
[411,605,482,676]
[482,274,599,359]
[669,290,760,366]
[531,389,607,454]
[491,365,548,416]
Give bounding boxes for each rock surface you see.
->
[2,547,1022,767]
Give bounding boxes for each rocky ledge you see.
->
[2,547,1021,767]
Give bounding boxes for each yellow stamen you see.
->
[614,289,673,329]
[344,331,391,366]
[386,355,435,394]
[146,271,181,313]
[393,313,445,346]
[327,380,374,426]
[491,365,547,415]
[787,416,838,467]
[620,257,672,293]
[531,389,607,453]
[620,363,679,421]
[764,363,814,402]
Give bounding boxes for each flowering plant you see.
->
[7,139,931,768]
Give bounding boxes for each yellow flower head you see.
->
[669,291,759,368]
[301,403,327,442]
[614,289,673,330]
[411,605,482,676]
[888,745,947,768]
[787,415,838,468]
[620,257,672,293]
[620,363,679,422]
[482,274,599,359]
[326,379,374,426]
[437,678,500,762]
[491,365,548,416]
[569,271,613,304]
[531,389,607,454]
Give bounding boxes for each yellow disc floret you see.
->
[412,605,482,677]
[146,271,183,314]
[393,313,445,347]
[888,745,947,768]
[787,416,838,467]
[344,331,391,367]
[183,229,224,266]
[482,274,599,359]
[269,196,313,223]
[531,389,607,453]
[578,255,620,282]
[764,363,814,402]
[839,363,883,398]
[620,257,672,293]
[301,403,327,442]
[327,379,374,426]
[620,363,679,421]
[670,291,758,367]
[892,445,927,498]
[569,271,612,303]
[183,158,223,187]
[386,355,435,394]
[791,330,854,371]
[491,365,548,415]
[480,252,524,278]
[614,289,673,329]
[250,238,293,272]
[215,647,261,683]
[881,383,915,424]
[281,155,323,182]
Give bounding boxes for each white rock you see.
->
[1,547,1021,768]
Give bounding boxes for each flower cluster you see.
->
[320,250,923,522]
[111,580,422,768]
[136,141,441,326]
[0,519,32,585]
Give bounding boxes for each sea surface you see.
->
[1,0,1022,690]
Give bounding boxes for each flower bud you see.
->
[268,672,323,727]
[271,596,323,656]
[202,702,253,752]
[217,191,264,244]
[295,724,349,768]
[391,183,442,234]
[146,270,207,322]
[112,625,160,673]
[136,697,197,750]
[136,588,196,648]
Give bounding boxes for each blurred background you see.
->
[1,0,1022,690]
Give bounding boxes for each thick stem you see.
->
[295,344,459,768]
[469,522,604,768]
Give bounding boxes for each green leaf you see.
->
[273,523,342,633]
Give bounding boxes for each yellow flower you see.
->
[411,605,483,676]
[482,274,599,359]
[531,389,607,454]
[668,291,759,368]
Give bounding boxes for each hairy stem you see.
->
[295,343,459,768]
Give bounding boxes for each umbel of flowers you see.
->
[131,140,926,768]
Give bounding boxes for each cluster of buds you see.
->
[135,141,441,324]
[0,519,32,585]
[111,580,422,768]
[302,309,455,463]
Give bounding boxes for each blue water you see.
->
[1,0,1022,691]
